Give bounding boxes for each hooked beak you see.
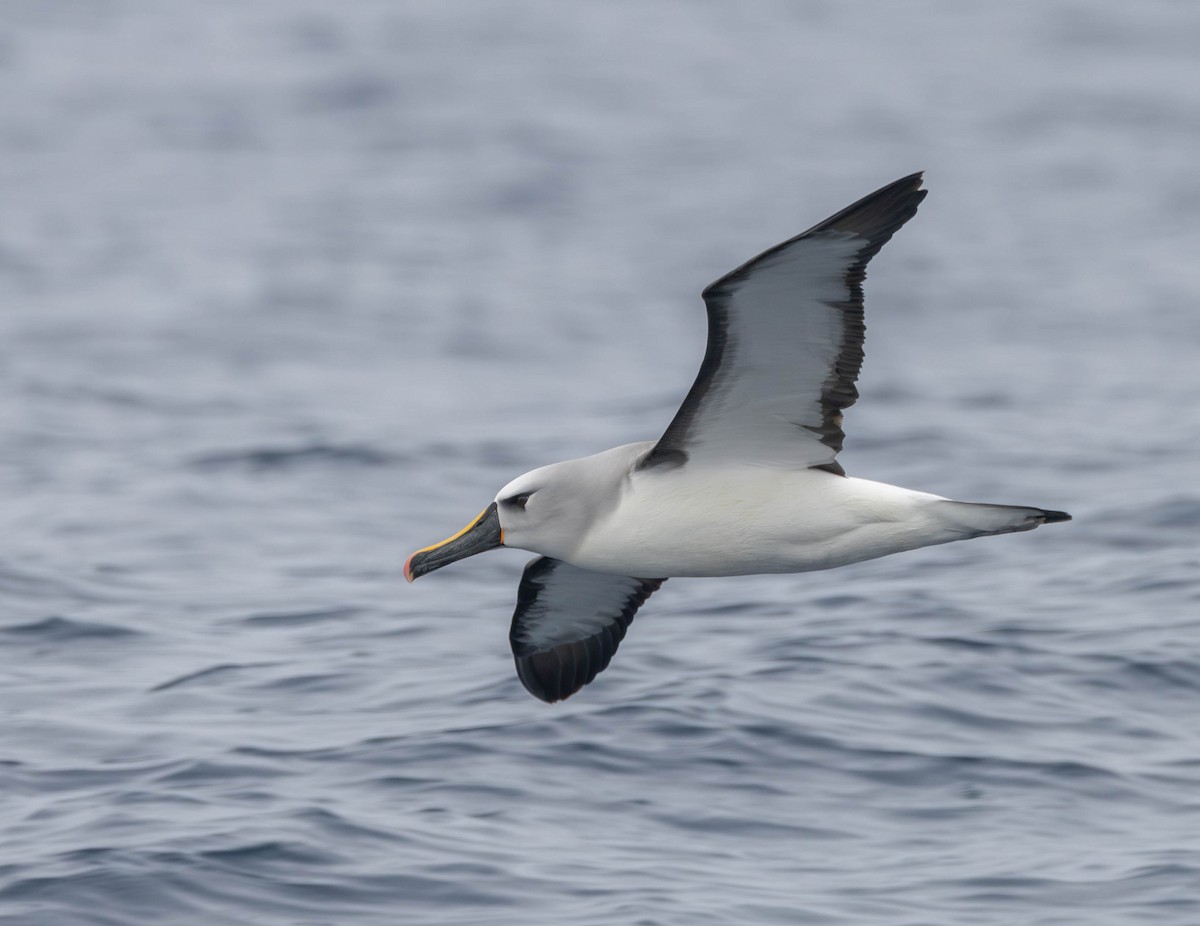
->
[404,502,503,582]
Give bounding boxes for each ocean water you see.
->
[2,2,1199,924]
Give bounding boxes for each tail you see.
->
[936,501,1072,539]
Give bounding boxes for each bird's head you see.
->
[403,459,599,582]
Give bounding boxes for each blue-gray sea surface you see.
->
[2,3,1199,924]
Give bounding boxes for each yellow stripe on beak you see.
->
[405,503,504,582]
[409,506,493,559]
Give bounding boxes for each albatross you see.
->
[405,172,1070,702]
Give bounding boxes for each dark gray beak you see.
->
[405,502,503,582]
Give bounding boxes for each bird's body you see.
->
[406,173,1071,702]
[501,441,1045,578]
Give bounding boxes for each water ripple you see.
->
[3,3,1197,925]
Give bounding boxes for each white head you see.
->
[404,444,643,581]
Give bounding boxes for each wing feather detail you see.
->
[640,173,927,472]
[509,556,665,702]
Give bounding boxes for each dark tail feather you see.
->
[938,501,1072,538]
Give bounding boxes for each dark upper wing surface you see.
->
[509,556,665,703]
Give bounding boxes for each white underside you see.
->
[497,442,1048,579]
[570,470,949,576]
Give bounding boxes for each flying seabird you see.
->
[405,173,1070,703]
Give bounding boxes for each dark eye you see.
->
[505,492,532,510]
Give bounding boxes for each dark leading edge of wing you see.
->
[640,173,927,473]
[509,557,665,702]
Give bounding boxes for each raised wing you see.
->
[509,556,665,702]
[640,173,927,473]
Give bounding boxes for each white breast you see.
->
[570,466,952,578]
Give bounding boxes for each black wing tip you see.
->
[1040,509,1072,523]
[514,652,555,702]
[514,651,583,703]
[811,171,927,253]
[509,558,666,703]
[514,579,665,702]
[700,171,927,301]
[514,636,610,703]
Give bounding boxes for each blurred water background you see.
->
[2,2,1199,924]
